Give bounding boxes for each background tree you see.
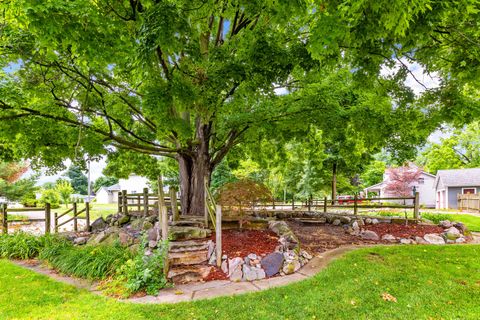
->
[384,165,422,197]
[64,166,88,195]
[38,188,61,209]
[55,179,74,208]
[0,161,37,202]
[93,176,119,192]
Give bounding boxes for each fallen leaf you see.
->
[382,292,397,303]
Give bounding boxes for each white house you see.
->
[95,175,149,204]
[364,165,436,208]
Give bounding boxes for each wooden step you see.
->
[167,265,212,284]
[169,240,210,253]
[169,250,208,266]
[169,226,212,241]
[170,220,205,228]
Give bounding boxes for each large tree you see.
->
[1,0,479,215]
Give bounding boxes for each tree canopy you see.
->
[1,0,479,213]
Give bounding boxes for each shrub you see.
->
[39,189,61,208]
[0,232,47,259]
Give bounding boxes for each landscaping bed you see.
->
[209,229,279,258]
[364,223,444,238]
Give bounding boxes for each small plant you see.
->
[422,213,451,224]
[0,232,47,259]
[38,188,61,208]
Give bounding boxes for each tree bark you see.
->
[331,162,337,205]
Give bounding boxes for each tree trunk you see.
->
[331,162,337,205]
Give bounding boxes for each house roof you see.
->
[435,168,480,188]
[106,184,121,191]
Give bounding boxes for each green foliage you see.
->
[114,236,169,296]
[360,160,387,187]
[0,232,46,259]
[20,191,38,207]
[55,179,74,207]
[422,213,452,224]
[39,188,60,208]
[0,161,37,201]
[65,166,88,195]
[93,176,119,192]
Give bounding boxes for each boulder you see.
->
[118,230,134,246]
[455,237,466,244]
[256,268,266,280]
[228,257,244,281]
[381,234,397,242]
[360,230,379,240]
[415,236,428,244]
[444,227,461,240]
[300,250,312,260]
[148,227,159,242]
[169,226,211,241]
[454,222,467,234]
[352,221,360,231]
[221,260,229,274]
[261,252,284,277]
[439,220,453,229]
[364,218,372,225]
[339,216,351,224]
[87,230,108,245]
[208,251,217,265]
[242,264,259,281]
[129,218,145,230]
[282,260,301,275]
[91,217,107,232]
[332,219,341,226]
[73,237,88,245]
[371,218,379,225]
[142,221,153,230]
[400,238,415,245]
[424,233,445,245]
[117,214,131,226]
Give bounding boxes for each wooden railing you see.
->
[458,193,480,212]
[118,187,180,217]
[54,202,90,233]
[1,203,52,235]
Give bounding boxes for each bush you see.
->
[0,232,47,259]
[39,189,61,208]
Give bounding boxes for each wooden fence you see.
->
[250,192,420,219]
[1,203,90,235]
[458,194,480,212]
[118,187,180,217]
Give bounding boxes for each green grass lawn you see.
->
[421,212,480,232]
[6,214,28,221]
[1,245,480,319]
[74,203,118,221]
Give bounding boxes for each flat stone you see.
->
[261,252,284,277]
[365,218,372,224]
[332,219,341,226]
[400,238,415,244]
[169,226,211,241]
[169,240,209,253]
[282,260,301,275]
[456,237,466,243]
[360,230,379,240]
[339,216,351,224]
[415,236,428,244]
[90,217,106,232]
[439,220,453,228]
[73,237,88,245]
[192,282,258,300]
[371,218,379,225]
[169,250,208,266]
[228,257,244,278]
[118,214,130,226]
[444,227,461,240]
[167,265,212,284]
[381,234,396,242]
[424,233,445,245]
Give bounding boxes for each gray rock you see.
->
[207,240,215,259]
[360,230,379,240]
[148,227,159,242]
[247,253,258,260]
[339,216,351,224]
[454,222,467,234]
[365,218,372,225]
[261,252,284,277]
[371,218,379,225]
[90,217,107,232]
[227,257,244,278]
[242,265,258,281]
[87,231,107,245]
[301,250,312,260]
[117,214,131,226]
[119,231,134,246]
[381,234,396,242]
[221,260,228,274]
[282,260,301,275]
[444,227,461,240]
[222,254,228,260]
[352,221,360,231]
[424,233,445,245]
[439,220,453,229]
[332,219,341,226]
[400,238,415,244]
[415,236,428,244]
[208,251,217,265]
[148,240,158,248]
[230,268,243,282]
[73,237,88,245]
[455,237,466,244]
[256,268,266,280]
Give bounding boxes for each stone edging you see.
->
[12,245,363,304]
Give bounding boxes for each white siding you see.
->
[118,175,149,194]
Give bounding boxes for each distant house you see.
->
[364,166,436,208]
[434,168,480,209]
[95,175,149,204]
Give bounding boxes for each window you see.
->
[462,188,476,195]
[418,177,425,185]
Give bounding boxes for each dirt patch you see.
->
[364,223,443,238]
[287,221,378,253]
[211,229,279,258]
[204,266,229,281]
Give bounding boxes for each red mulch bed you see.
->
[364,223,444,238]
[210,229,279,258]
[205,229,279,281]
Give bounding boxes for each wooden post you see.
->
[216,205,222,267]
[73,202,78,232]
[272,198,276,210]
[308,196,311,211]
[1,203,7,235]
[45,203,51,235]
[122,190,128,214]
[143,188,149,217]
[157,176,168,241]
[204,178,209,227]
[353,194,358,216]
[54,212,58,233]
[170,188,179,222]
[118,192,122,213]
[292,196,295,210]
[137,195,141,212]
[85,202,90,232]
[414,192,420,220]
[323,197,327,213]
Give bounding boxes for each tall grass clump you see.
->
[0,232,46,259]
[422,213,451,224]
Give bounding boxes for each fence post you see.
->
[216,205,222,267]
[1,203,7,235]
[143,188,149,217]
[45,203,51,235]
[353,194,358,216]
[204,178,209,227]
[292,196,295,211]
[414,192,420,220]
[85,202,90,232]
[122,190,128,214]
[272,198,276,210]
[157,176,168,241]
[323,197,327,213]
[118,192,122,213]
[73,202,78,232]
[137,195,141,212]
[54,211,58,233]
[170,188,179,222]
